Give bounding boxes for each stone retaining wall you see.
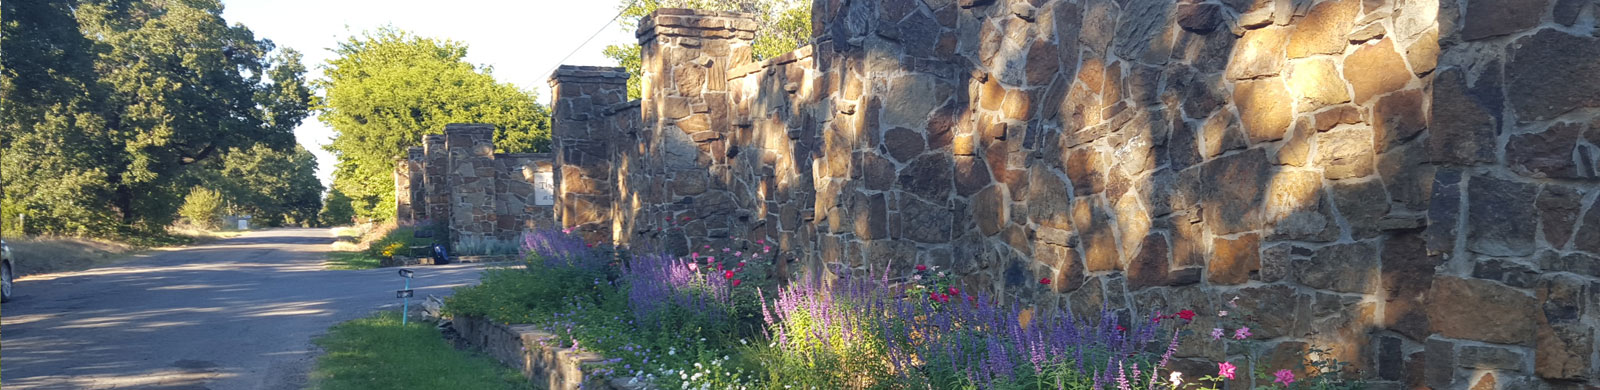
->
[452,315,640,390]
[395,125,558,247]
[409,0,1599,386]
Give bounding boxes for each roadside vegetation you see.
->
[309,311,534,390]
[325,222,440,270]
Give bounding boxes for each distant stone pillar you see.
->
[548,66,629,243]
[422,134,449,228]
[445,123,498,246]
[405,147,426,221]
[394,155,415,224]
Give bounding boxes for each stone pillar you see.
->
[422,134,449,228]
[406,147,426,221]
[394,156,415,224]
[548,66,629,243]
[635,9,757,250]
[445,123,497,246]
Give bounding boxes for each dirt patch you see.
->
[7,237,142,276]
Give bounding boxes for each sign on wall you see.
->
[534,171,554,206]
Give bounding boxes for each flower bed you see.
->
[444,228,1365,389]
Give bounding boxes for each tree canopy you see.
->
[604,0,812,99]
[1,0,315,237]
[316,27,551,222]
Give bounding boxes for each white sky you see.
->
[221,0,639,188]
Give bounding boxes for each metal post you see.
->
[402,276,411,325]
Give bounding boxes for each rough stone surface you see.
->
[1428,69,1498,165]
[1426,276,1539,345]
[1226,27,1290,80]
[1343,39,1412,104]
[1316,127,1376,179]
[1287,58,1351,111]
[1461,0,1548,40]
[1209,233,1261,285]
[1508,30,1600,121]
[1234,77,1295,142]
[1287,0,1360,58]
[1297,241,1379,293]
[1467,175,1540,257]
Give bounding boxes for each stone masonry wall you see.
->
[536,2,1600,387]
[398,126,557,246]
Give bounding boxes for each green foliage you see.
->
[319,189,357,226]
[363,225,435,259]
[309,311,534,390]
[178,187,225,230]
[453,236,521,256]
[316,27,552,221]
[0,0,312,237]
[324,251,382,271]
[188,144,324,227]
[603,0,812,99]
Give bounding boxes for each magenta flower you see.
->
[722,248,730,252]
[734,251,742,256]
[687,263,698,271]
[1218,361,1237,380]
[1211,328,1224,340]
[1274,369,1295,385]
[1234,327,1252,340]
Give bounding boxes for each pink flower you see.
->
[738,261,746,267]
[716,263,723,271]
[1273,369,1295,385]
[722,248,730,252]
[734,251,742,256]
[763,246,771,253]
[707,256,715,263]
[916,265,927,271]
[1217,361,1237,380]
[756,239,764,244]
[1039,277,1052,285]
[723,270,735,279]
[1218,310,1229,317]
[1234,327,1252,340]
[731,279,742,287]
[948,287,960,295]
[688,263,698,271]
[1211,328,1224,340]
[691,252,699,259]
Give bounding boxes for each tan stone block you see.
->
[1287,58,1351,111]
[1226,26,1290,80]
[1286,0,1360,58]
[1426,276,1539,345]
[1343,38,1412,104]
[1315,127,1376,179]
[1003,89,1032,120]
[1208,233,1261,285]
[1405,28,1440,76]
[980,76,1007,111]
[1233,77,1293,143]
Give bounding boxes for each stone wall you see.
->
[529,2,1600,387]
[396,125,557,246]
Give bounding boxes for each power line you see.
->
[541,0,641,81]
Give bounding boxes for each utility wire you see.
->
[541,0,641,81]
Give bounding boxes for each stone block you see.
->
[1025,166,1074,230]
[898,153,954,201]
[1371,88,1427,150]
[1426,276,1538,345]
[1234,77,1294,143]
[1509,121,1594,179]
[1331,178,1390,239]
[1316,127,1376,179]
[1297,241,1379,294]
[1287,58,1351,112]
[1343,39,1411,104]
[1126,233,1173,289]
[1462,0,1548,40]
[1467,175,1539,257]
[1208,233,1260,285]
[1428,68,1498,165]
[1286,0,1359,58]
[973,185,1008,236]
[1226,26,1290,80]
[883,126,926,163]
[1074,198,1121,272]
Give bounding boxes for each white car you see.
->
[2,240,14,302]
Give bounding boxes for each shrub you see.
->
[178,186,224,230]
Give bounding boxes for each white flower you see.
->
[1169,371,1183,387]
[739,338,748,345]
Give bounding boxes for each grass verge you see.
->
[323,251,382,270]
[309,311,533,390]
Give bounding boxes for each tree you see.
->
[191,144,324,227]
[179,187,225,230]
[319,189,357,227]
[316,27,552,222]
[0,0,312,237]
[603,0,812,99]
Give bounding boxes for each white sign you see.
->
[533,171,554,206]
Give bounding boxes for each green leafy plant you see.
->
[178,187,225,230]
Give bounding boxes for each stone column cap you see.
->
[549,65,630,86]
[444,123,496,136]
[636,8,759,40]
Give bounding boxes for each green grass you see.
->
[324,251,382,270]
[309,311,534,390]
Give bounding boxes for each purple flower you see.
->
[1211,328,1224,340]
[1234,327,1252,340]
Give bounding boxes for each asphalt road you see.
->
[1,228,490,390]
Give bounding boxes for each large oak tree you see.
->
[316,28,551,221]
